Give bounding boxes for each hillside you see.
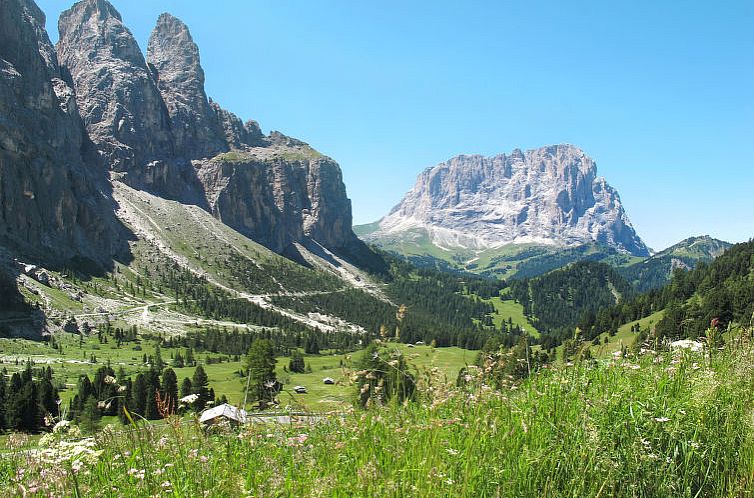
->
[508,260,633,349]
[582,239,754,346]
[619,235,731,291]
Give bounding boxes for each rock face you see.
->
[369,144,649,256]
[51,0,356,254]
[146,13,228,159]
[57,0,175,175]
[0,0,120,264]
[198,142,355,253]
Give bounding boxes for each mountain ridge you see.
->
[362,144,649,257]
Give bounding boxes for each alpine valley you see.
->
[1,1,754,496]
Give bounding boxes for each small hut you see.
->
[199,403,248,427]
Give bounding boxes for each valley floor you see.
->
[2,332,753,497]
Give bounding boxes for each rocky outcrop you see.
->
[146,12,265,157]
[146,13,226,159]
[369,144,649,256]
[198,144,355,253]
[0,0,121,264]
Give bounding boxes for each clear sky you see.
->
[38,0,754,251]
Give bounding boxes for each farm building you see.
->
[199,403,248,427]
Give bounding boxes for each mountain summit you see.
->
[362,144,649,256]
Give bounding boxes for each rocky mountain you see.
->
[619,235,731,291]
[0,0,370,338]
[53,0,357,253]
[0,0,124,265]
[362,144,648,257]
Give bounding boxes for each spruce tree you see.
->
[180,377,193,398]
[191,365,210,410]
[132,373,148,417]
[161,368,178,415]
[288,350,306,373]
[245,339,277,408]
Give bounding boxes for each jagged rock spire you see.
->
[57,0,174,172]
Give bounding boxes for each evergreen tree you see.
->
[244,339,278,408]
[161,368,178,415]
[191,365,210,410]
[79,396,101,434]
[288,349,306,373]
[144,368,161,420]
[0,370,7,430]
[9,382,41,432]
[180,377,193,398]
[37,378,58,419]
[132,373,148,417]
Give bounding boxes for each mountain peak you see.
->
[58,0,175,172]
[366,144,649,256]
[146,11,229,158]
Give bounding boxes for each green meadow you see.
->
[3,329,752,497]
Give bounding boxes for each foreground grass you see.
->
[2,338,753,497]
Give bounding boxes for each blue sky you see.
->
[38,0,754,250]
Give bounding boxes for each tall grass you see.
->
[2,335,753,497]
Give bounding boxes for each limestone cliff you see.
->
[0,0,121,264]
[367,144,649,256]
[53,0,357,254]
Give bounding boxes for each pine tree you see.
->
[132,373,148,417]
[191,365,210,410]
[79,396,101,434]
[144,368,161,420]
[161,368,178,415]
[288,349,305,373]
[9,382,41,432]
[180,377,193,398]
[245,339,278,408]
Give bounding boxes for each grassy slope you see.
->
[590,309,666,357]
[485,296,539,336]
[5,332,753,497]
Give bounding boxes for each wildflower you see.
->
[445,448,459,456]
[179,394,199,404]
[654,417,670,423]
[127,468,146,480]
[52,420,71,434]
[200,455,209,463]
[104,375,117,384]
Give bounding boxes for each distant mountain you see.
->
[359,144,649,261]
[619,236,731,292]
